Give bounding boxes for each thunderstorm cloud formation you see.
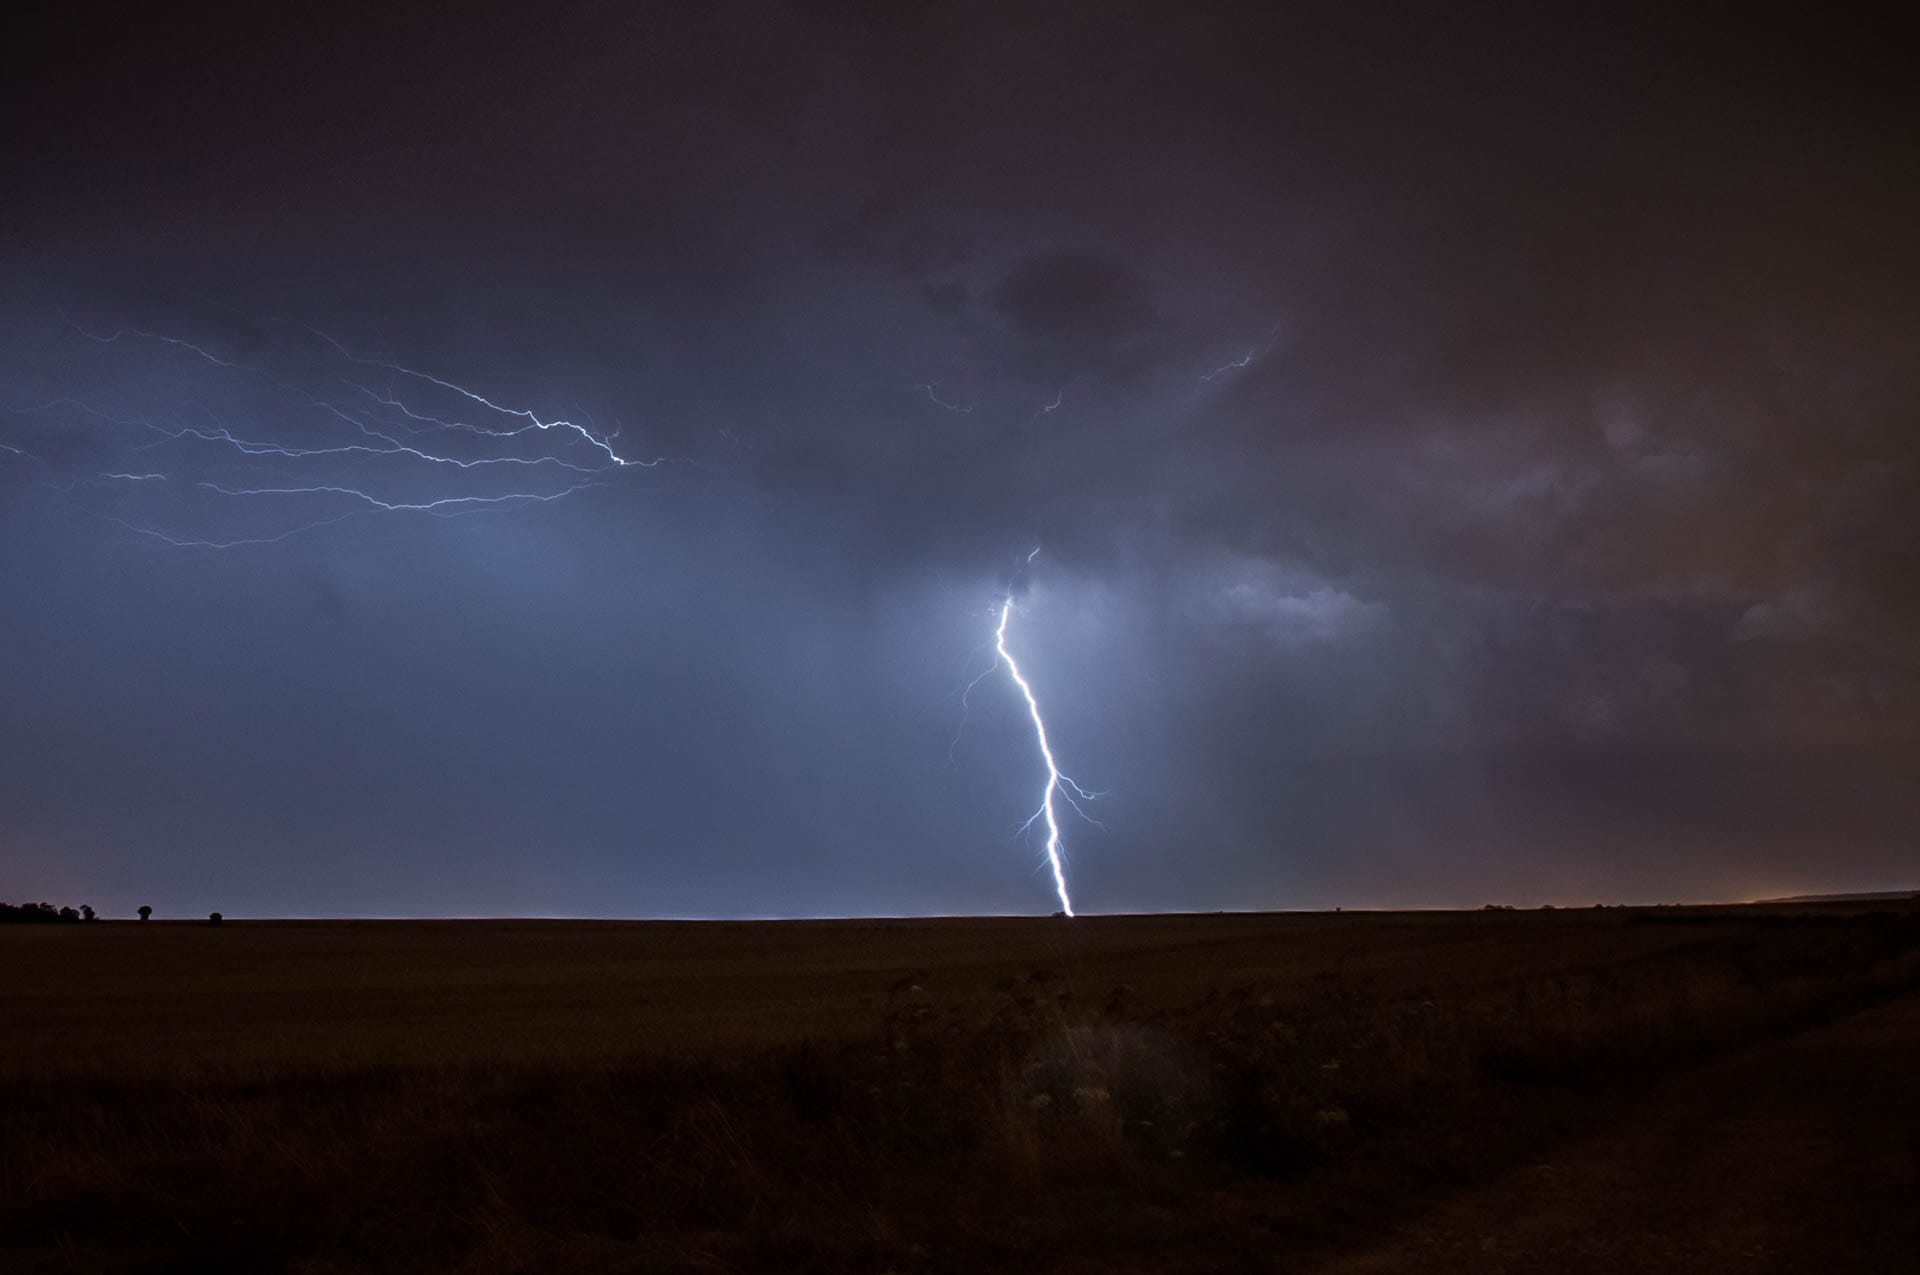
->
[2,5,1915,916]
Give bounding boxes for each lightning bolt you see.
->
[62,315,254,369]
[301,327,642,468]
[965,550,1103,916]
[1200,322,1285,383]
[69,318,646,467]
[1200,349,1255,381]
[911,382,974,414]
[12,314,679,548]
[945,641,999,763]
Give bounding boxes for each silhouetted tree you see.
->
[1,900,93,924]
[138,905,152,921]
[80,904,95,922]
[208,912,223,927]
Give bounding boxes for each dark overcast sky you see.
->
[3,3,1916,916]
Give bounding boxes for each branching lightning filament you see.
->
[3,317,675,548]
[972,551,1102,916]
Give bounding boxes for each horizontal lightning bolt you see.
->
[63,315,254,369]
[197,480,604,512]
[18,314,678,548]
[296,324,639,466]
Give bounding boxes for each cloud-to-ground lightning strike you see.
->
[963,550,1103,916]
[5,317,671,548]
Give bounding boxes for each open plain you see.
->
[4,905,1917,1272]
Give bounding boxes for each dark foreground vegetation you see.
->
[3,905,1917,1273]
[0,901,95,924]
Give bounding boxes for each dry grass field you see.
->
[4,904,1918,1272]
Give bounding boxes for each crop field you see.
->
[4,905,1918,1272]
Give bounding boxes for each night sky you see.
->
[4,5,1915,917]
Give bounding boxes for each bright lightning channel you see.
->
[982,549,1101,917]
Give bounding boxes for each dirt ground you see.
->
[1315,991,1920,1274]
[0,909,1750,1073]
[3,907,1915,1271]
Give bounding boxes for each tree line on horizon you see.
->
[0,901,196,924]
[0,900,97,924]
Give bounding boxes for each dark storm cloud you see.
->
[2,3,1916,915]
[988,248,1158,377]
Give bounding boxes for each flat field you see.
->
[4,905,1917,1272]
[0,909,1787,1073]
